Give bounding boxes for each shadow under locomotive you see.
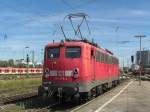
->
[15,96,85,111]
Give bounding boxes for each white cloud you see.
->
[130,9,150,16]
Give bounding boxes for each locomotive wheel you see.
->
[79,92,91,101]
[117,80,120,84]
[38,85,44,96]
[87,91,92,100]
[91,88,97,98]
[112,81,115,88]
[96,85,102,96]
[71,93,80,103]
[114,80,117,87]
[102,83,108,92]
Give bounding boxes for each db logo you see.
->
[57,71,65,76]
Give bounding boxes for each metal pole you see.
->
[41,49,44,67]
[26,54,29,77]
[139,37,141,86]
[31,50,34,67]
[25,46,29,77]
[134,35,146,86]
[23,48,25,60]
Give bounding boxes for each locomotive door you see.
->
[91,49,96,81]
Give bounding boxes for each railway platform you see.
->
[71,80,150,112]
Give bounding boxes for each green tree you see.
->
[8,59,14,67]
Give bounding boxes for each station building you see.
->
[136,50,150,67]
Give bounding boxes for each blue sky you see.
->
[0,0,150,66]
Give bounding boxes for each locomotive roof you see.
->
[46,39,116,58]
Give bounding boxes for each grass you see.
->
[0,74,41,80]
[0,77,42,97]
[0,78,41,89]
[0,104,25,112]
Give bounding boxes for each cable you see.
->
[61,0,76,10]
[61,0,97,10]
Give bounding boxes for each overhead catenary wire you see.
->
[61,0,97,10]
[61,0,76,10]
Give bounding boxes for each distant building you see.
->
[136,50,150,67]
[15,59,33,65]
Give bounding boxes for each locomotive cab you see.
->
[40,41,84,98]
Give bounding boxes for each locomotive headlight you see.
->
[48,81,52,84]
[73,68,79,79]
[44,68,50,74]
[44,87,48,90]
[44,68,50,78]
[74,87,78,91]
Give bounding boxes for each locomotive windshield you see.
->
[47,47,60,59]
[65,47,81,58]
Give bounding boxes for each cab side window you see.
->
[91,49,94,57]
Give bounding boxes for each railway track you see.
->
[0,91,38,105]
[0,89,14,94]
[0,79,129,112]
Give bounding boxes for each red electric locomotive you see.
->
[38,13,120,100]
[38,39,119,100]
